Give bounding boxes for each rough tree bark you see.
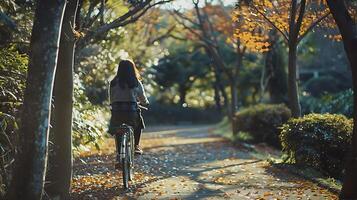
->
[5,0,67,200]
[46,0,79,199]
[287,0,306,117]
[326,0,357,198]
[287,40,301,117]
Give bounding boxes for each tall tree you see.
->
[5,0,67,199]
[154,47,209,105]
[174,0,245,132]
[46,0,79,199]
[325,1,357,198]
[238,0,331,117]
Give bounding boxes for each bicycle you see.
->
[114,124,135,189]
[114,105,148,189]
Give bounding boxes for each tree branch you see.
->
[169,34,187,41]
[298,11,331,43]
[147,25,176,45]
[78,0,172,48]
[83,0,98,28]
[247,1,289,42]
[294,0,306,40]
[172,10,200,27]
[172,12,217,47]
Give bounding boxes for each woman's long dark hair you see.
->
[114,60,141,89]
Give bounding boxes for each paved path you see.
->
[71,125,338,200]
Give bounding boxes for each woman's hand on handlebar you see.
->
[138,103,149,110]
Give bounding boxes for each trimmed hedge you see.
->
[234,104,291,147]
[280,113,352,178]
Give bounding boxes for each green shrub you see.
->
[234,104,291,147]
[280,113,352,178]
[0,47,27,114]
[303,76,342,97]
[0,47,27,194]
[72,74,108,152]
[301,89,353,117]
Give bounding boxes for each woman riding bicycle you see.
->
[108,60,149,166]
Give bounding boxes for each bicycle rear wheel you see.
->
[121,134,130,189]
[122,157,129,189]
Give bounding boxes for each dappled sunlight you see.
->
[2,0,357,198]
[71,125,339,199]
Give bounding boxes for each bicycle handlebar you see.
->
[138,104,148,110]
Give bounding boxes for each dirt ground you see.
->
[71,125,338,200]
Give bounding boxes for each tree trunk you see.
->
[178,85,187,106]
[213,83,222,112]
[230,80,238,134]
[339,37,357,199]
[206,48,232,115]
[287,42,301,117]
[342,54,357,199]
[208,55,229,112]
[230,82,238,114]
[46,0,79,199]
[325,0,357,198]
[5,1,66,200]
[217,73,229,109]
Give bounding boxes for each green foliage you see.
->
[0,47,27,193]
[280,113,352,178]
[0,46,107,158]
[0,112,17,192]
[303,76,342,97]
[152,47,210,104]
[0,47,27,114]
[72,74,108,152]
[0,47,27,147]
[301,89,353,117]
[238,58,264,105]
[234,104,291,147]
[144,102,222,125]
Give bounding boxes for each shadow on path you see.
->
[71,125,339,200]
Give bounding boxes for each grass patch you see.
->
[213,117,254,142]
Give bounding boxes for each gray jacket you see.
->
[109,79,149,105]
